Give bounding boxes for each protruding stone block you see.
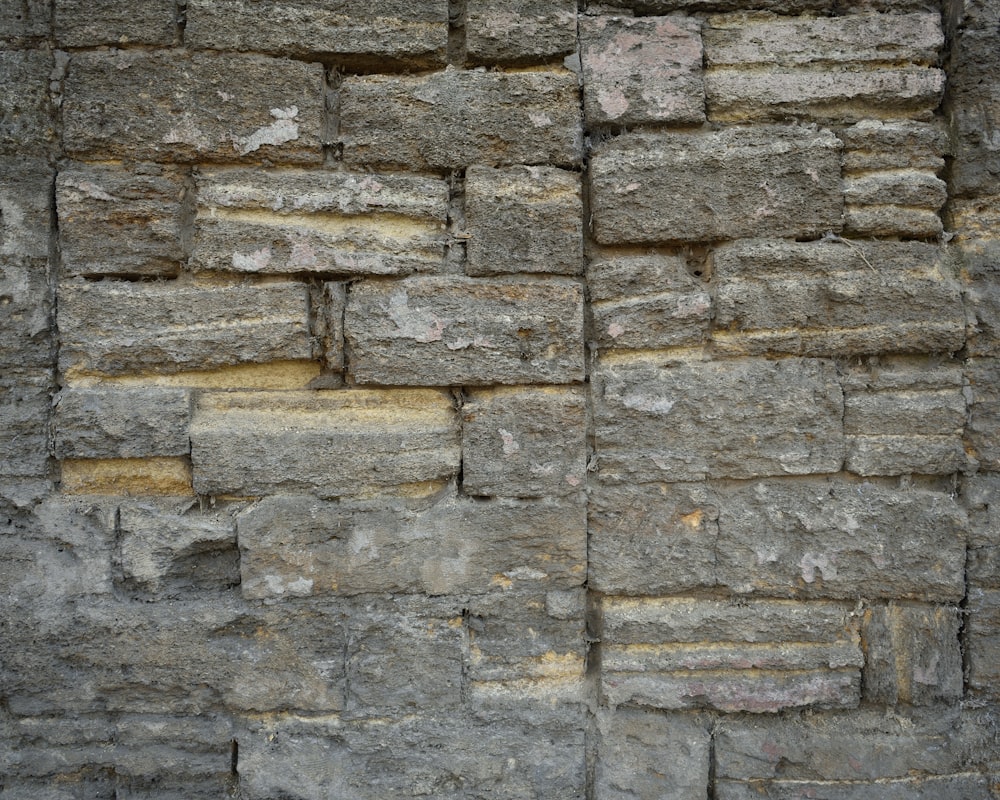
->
[967,587,1000,699]
[466,0,578,64]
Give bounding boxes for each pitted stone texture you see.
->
[346,277,585,386]
[843,172,946,237]
[186,0,448,66]
[53,387,191,460]
[63,51,324,164]
[967,587,1000,699]
[0,0,51,44]
[590,129,843,245]
[965,472,1000,589]
[966,358,1000,471]
[593,356,844,482]
[58,281,313,378]
[580,15,705,127]
[54,0,176,46]
[0,50,54,156]
[842,359,968,476]
[464,165,583,276]
[462,387,587,497]
[57,163,186,278]
[237,490,585,598]
[0,371,52,500]
[339,70,582,170]
[190,389,460,498]
[589,253,712,351]
[841,119,948,172]
[712,240,964,357]
[613,0,940,8]
[704,12,945,122]
[466,0,578,64]
[601,597,862,713]
[193,168,448,276]
[958,234,1000,358]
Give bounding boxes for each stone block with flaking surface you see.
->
[466,0,578,64]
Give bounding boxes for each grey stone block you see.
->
[967,358,1000,471]
[0,370,51,483]
[967,587,1000,699]
[193,167,448,276]
[346,276,585,386]
[0,50,53,156]
[466,0,578,64]
[948,22,1000,197]
[0,0,50,45]
[964,472,1000,588]
[593,356,844,482]
[57,163,186,277]
[339,70,583,170]
[461,386,587,497]
[840,119,948,173]
[590,128,843,245]
[961,239,1000,358]
[190,388,460,498]
[716,774,993,799]
[63,51,324,163]
[58,280,313,378]
[465,164,582,276]
[54,0,176,46]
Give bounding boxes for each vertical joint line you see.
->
[175,0,188,47]
[447,0,467,67]
[323,66,343,163]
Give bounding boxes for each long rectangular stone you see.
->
[593,356,844,482]
[54,0,176,46]
[346,277,584,385]
[716,774,993,800]
[63,51,324,163]
[840,120,948,173]
[186,0,448,66]
[966,358,1000,471]
[237,490,585,598]
[193,168,448,275]
[966,587,1000,699]
[57,163,186,277]
[0,0,50,45]
[712,240,965,357]
[466,0,578,64]
[590,129,842,244]
[339,70,582,170]
[58,280,313,378]
[965,473,1000,589]
[0,50,54,157]
[190,389,459,498]
[0,371,51,483]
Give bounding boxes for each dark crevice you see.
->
[447,0,467,67]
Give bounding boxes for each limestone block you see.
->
[966,358,1000,471]
[464,164,582,276]
[716,480,967,602]
[0,371,51,483]
[63,51,324,163]
[0,0,50,45]
[589,129,843,245]
[466,0,578,64]
[57,163,186,277]
[716,774,992,799]
[54,0,176,46]
[601,597,863,712]
[345,276,585,385]
[339,70,582,170]
[193,167,448,276]
[588,253,712,351]
[959,236,1000,358]
[1,157,53,261]
[862,603,963,705]
[840,120,948,173]
[0,50,54,156]
[53,387,191,459]
[589,482,719,595]
[60,458,194,497]
[58,280,313,378]
[948,23,1000,197]
[967,587,1000,699]
[186,0,448,66]
[461,386,587,497]
[614,0,936,9]
[964,472,1000,588]
[593,356,844,482]
[0,261,51,372]
[190,389,460,498]
[237,490,585,598]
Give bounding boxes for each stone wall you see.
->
[2,1,999,797]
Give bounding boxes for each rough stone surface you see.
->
[464,164,582,276]
[580,15,705,127]
[54,0,176,46]
[466,0,578,64]
[0,370,52,489]
[345,277,585,385]
[0,50,53,156]
[193,168,448,275]
[967,587,1000,699]
[63,51,324,163]
[339,70,582,169]
[590,129,843,244]
[965,472,1000,588]
[966,357,1000,471]
[0,0,50,45]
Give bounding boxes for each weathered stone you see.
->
[595,709,711,800]
[186,0,448,66]
[843,359,968,476]
[580,15,705,127]
[862,603,963,705]
[320,282,346,371]
[0,260,51,372]
[840,119,948,173]
[966,358,1000,471]
[0,370,51,485]
[589,482,719,595]
[464,164,582,276]
[593,356,844,482]
[589,253,713,351]
[118,499,242,594]
[590,129,843,245]
[60,458,194,497]
[0,50,53,156]
[339,70,582,170]
[601,597,862,712]
[237,489,585,598]
[716,479,968,602]
[190,389,460,498]
[967,587,1000,698]
[57,163,186,277]
[844,205,945,238]
[964,472,1000,588]
[53,388,191,460]
[716,774,993,799]
[461,386,586,497]
[63,51,324,163]
[958,236,1000,358]
[346,277,585,385]
[466,0,578,64]
[843,172,946,236]
[193,167,448,276]
[54,0,176,46]
[712,240,964,357]
[0,0,50,44]
[948,20,1000,197]
[613,0,938,9]
[1,157,53,262]
[58,280,313,378]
